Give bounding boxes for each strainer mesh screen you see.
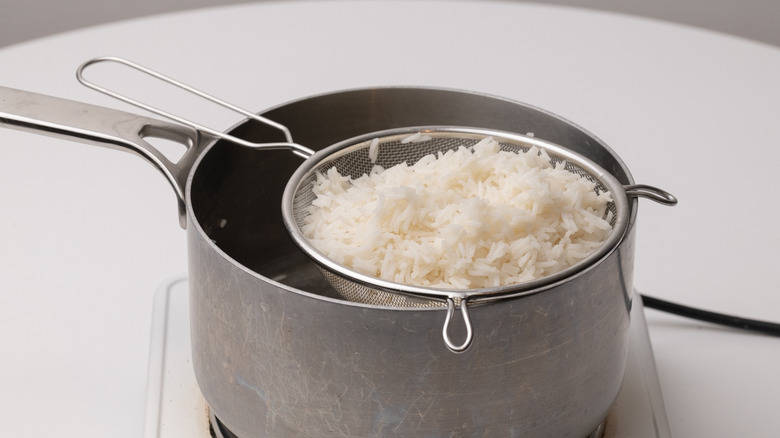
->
[291,132,616,307]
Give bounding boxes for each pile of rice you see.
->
[301,136,613,289]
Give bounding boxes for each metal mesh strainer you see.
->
[76,57,677,353]
[285,128,624,304]
[280,127,673,352]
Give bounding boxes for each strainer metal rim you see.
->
[281,126,631,304]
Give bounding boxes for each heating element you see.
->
[143,276,671,438]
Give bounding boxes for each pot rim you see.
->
[184,85,639,309]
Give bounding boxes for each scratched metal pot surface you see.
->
[186,87,637,438]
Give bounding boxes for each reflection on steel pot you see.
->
[0,58,674,437]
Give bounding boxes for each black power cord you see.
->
[640,294,780,337]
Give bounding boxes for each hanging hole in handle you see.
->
[442,297,474,353]
[142,135,189,163]
[138,124,196,165]
[624,184,678,206]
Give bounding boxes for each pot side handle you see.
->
[0,85,207,228]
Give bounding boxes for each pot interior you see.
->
[188,87,635,295]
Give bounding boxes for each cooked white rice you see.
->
[368,138,380,163]
[301,137,613,289]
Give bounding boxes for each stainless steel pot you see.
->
[1,84,641,437]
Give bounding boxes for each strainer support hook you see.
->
[624,184,678,206]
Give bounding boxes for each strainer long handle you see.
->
[442,298,473,353]
[76,56,315,158]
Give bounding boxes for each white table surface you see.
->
[1,1,778,437]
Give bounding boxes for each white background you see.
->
[2,0,780,49]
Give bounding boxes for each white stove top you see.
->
[143,277,671,438]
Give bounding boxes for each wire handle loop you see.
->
[76,56,314,158]
[442,297,474,353]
